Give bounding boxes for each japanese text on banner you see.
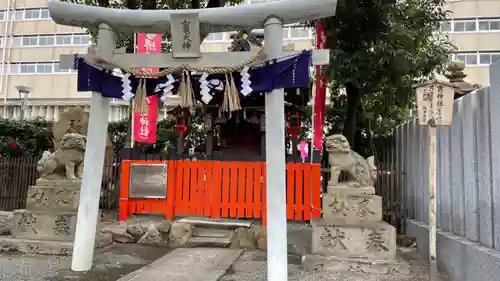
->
[132,95,159,144]
[132,33,162,144]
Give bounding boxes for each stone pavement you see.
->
[117,248,243,281]
[0,243,168,281]
[220,250,447,281]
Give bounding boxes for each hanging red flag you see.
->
[132,95,159,144]
[132,33,162,144]
[313,23,328,151]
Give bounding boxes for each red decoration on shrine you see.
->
[287,110,301,137]
[174,109,188,137]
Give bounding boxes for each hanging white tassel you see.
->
[240,66,252,96]
[121,73,134,100]
[199,72,213,104]
[160,74,176,104]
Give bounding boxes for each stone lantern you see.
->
[444,61,481,99]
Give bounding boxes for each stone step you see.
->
[192,227,233,238]
[117,248,243,281]
[312,220,397,261]
[176,217,252,230]
[302,254,411,275]
[187,236,232,248]
[11,209,77,241]
[0,233,113,256]
[26,184,80,212]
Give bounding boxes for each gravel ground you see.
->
[220,249,447,281]
[0,244,170,281]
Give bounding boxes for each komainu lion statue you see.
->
[37,133,87,181]
[326,134,377,187]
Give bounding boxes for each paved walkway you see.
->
[0,244,169,281]
[117,248,243,281]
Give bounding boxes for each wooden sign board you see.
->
[170,12,201,58]
[415,80,455,126]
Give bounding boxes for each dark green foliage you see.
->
[0,118,53,157]
[0,118,182,157]
[319,0,454,152]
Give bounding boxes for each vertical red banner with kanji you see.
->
[132,95,159,143]
[313,23,328,151]
[132,33,162,144]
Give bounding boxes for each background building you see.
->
[441,0,500,86]
[1,0,495,122]
[0,0,314,122]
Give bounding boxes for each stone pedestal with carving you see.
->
[322,186,382,226]
[303,134,410,274]
[305,188,409,274]
[0,180,112,255]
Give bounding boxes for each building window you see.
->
[20,63,36,74]
[24,9,40,19]
[38,35,55,46]
[10,64,20,74]
[53,63,70,73]
[22,36,38,46]
[40,9,50,19]
[3,62,75,75]
[0,8,52,21]
[441,17,500,33]
[205,33,225,41]
[290,27,310,39]
[283,25,312,39]
[12,10,24,21]
[453,20,476,32]
[36,63,53,73]
[56,35,73,45]
[440,22,452,32]
[72,34,91,45]
[453,52,500,66]
[1,33,90,47]
[479,19,500,31]
[12,37,22,47]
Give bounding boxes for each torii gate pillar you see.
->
[263,17,288,281]
[71,23,116,271]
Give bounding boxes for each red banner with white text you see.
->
[132,33,162,144]
[132,95,159,144]
[313,23,328,151]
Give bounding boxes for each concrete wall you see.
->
[385,60,500,281]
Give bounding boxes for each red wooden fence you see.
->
[119,160,321,224]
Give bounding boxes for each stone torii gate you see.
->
[48,0,337,279]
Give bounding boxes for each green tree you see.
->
[321,0,454,152]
